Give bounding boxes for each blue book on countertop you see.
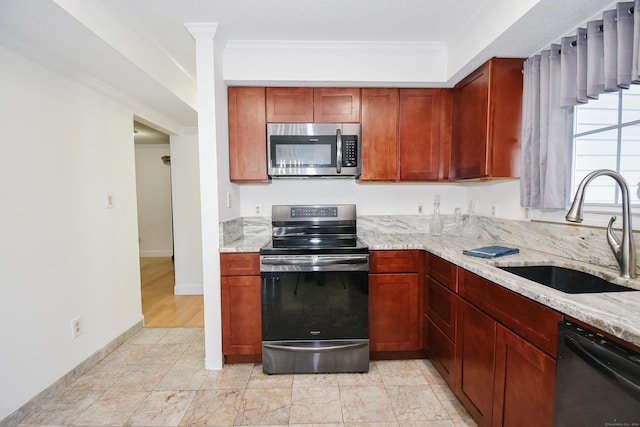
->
[462,245,520,259]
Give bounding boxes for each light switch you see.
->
[105,192,114,209]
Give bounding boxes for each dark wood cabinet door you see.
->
[399,88,451,181]
[221,275,262,356]
[451,68,490,179]
[369,273,420,351]
[314,88,361,122]
[360,88,399,181]
[455,299,496,427]
[451,58,524,180]
[227,87,268,182]
[266,87,314,122]
[493,325,555,427]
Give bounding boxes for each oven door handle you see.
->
[261,256,368,267]
[264,342,368,352]
[565,335,640,399]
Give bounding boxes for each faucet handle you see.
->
[606,215,622,263]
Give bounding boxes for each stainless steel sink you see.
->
[497,265,638,294]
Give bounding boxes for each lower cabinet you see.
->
[422,256,559,427]
[454,269,559,427]
[455,299,497,426]
[425,276,457,386]
[369,273,420,351]
[220,253,262,362]
[493,325,555,427]
[369,250,421,353]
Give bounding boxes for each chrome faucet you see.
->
[566,169,636,279]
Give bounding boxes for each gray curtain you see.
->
[520,0,638,209]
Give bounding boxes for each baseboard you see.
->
[139,250,173,257]
[0,319,144,427]
[174,283,203,295]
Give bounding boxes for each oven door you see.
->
[260,254,369,374]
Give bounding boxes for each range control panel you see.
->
[290,206,338,218]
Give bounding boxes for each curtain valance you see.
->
[521,1,639,209]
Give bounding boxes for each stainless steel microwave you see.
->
[267,123,361,178]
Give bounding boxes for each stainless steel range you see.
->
[260,204,369,374]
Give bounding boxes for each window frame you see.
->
[533,88,640,230]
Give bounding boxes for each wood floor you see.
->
[140,257,204,328]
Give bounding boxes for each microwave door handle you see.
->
[336,128,342,174]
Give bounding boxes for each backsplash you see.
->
[220,214,639,274]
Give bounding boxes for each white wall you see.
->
[238,179,526,220]
[170,131,204,295]
[0,46,143,420]
[134,143,173,257]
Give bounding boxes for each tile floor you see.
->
[17,328,477,426]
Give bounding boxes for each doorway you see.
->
[133,121,204,328]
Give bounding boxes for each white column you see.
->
[185,23,223,370]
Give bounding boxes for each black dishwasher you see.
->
[554,320,640,426]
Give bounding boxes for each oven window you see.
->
[261,271,368,341]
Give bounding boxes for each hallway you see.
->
[140,257,204,328]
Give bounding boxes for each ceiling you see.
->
[134,121,170,145]
[0,0,618,133]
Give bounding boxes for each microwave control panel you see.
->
[343,136,358,167]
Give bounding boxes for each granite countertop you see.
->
[220,231,640,348]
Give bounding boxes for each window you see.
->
[572,85,640,207]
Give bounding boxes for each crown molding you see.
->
[185,23,219,39]
[225,40,447,57]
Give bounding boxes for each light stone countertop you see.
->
[219,224,640,349]
[359,232,640,348]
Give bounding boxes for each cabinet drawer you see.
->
[458,269,562,356]
[427,278,457,342]
[220,253,260,276]
[428,253,457,291]
[370,250,420,273]
[425,318,455,387]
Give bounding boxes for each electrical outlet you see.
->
[490,201,498,217]
[71,316,83,339]
[255,203,262,216]
[226,192,231,208]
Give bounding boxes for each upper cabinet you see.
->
[228,62,523,183]
[228,87,268,182]
[360,88,399,181]
[450,58,524,180]
[266,87,361,123]
[399,88,452,181]
[266,87,314,122]
[360,88,452,182]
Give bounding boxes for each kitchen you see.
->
[1,0,639,426]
